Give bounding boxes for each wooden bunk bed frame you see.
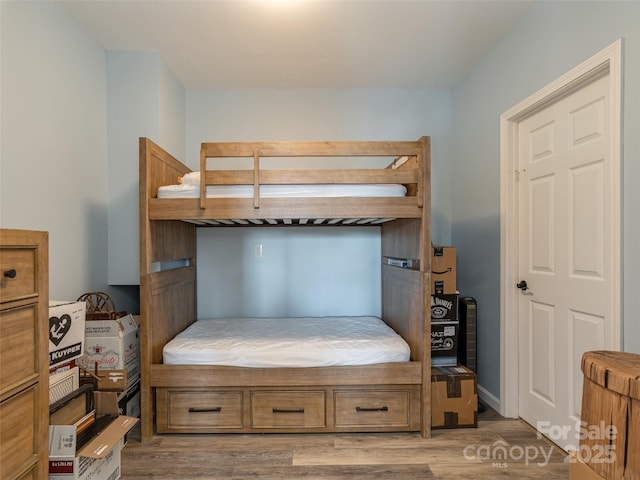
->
[139,136,432,442]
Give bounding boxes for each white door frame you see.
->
[499,39,623,418]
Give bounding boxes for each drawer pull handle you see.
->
[3,269,17,279]
[272,408,304,414]
[355,406,389,412]
[188,407,222,413]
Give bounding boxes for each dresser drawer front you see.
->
[159,390,243,431]
[0,385,38,478]
[0,248,37,303]
[251,391,325,429]
[334,389,411,427]
[0,305,38,395]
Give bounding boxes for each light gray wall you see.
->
[107,52,160,286]
[106,52,185,287]
[159,59,186,162]
[0,1,110,301]
[197,227,381,318]
[186,89,453,245]
[0,3,185,313]
[451,0,640,401]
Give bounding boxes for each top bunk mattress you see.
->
[157,171,407,199]
[162,316,411,368]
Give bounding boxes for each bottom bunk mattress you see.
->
[162,316,411,368]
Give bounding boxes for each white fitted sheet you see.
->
[162,316,411,367]
[157,171,406,198]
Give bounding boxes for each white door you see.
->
[516,72,616,450]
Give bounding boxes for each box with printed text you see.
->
[49,439,123,480]
[49,301,86,368]
[49,391,138,480]
[431,293,459,321]
[431,321,459,366]
[431,246,456,294]
[76,314,140,390]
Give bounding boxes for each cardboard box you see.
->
[50,360,77,376]
[49,301,87,368]
[80,368,128,393]
[431,321,459,366]
[580,351,640,480]
[49,391,138,480]
[431,293,459,321]
[49,440,123,480]
[49,367,80,405]
[431,365,477,429]
[76,314,140,390]
[118,381,140,419]
[431,246,456,294]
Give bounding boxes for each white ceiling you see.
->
[62,0,534,89]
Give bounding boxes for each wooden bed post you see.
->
[138,138,154,443]
[139,137,196,442]
[420,135,432,438]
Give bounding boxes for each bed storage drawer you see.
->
[334,388,417,428]
[251,390,326,429]
[156,389,244,432]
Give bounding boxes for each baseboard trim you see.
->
[477,383,505,416]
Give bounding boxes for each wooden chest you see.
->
[580,350,640,480]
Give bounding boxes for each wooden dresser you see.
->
[0,229,49,480]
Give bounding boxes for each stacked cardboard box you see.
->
[76,314,140,392]
[429,247,479,429]
[49,301,87,369]
[49,301,87,406]
[430,246,459,366]
[431,365,478,429]
[49,301,141,480]
[431,246,456,295]
[431,320,459,366]
[49,391,138,480]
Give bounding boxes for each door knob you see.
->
[516,280,528,291]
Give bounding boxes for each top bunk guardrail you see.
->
[143,137,430,225]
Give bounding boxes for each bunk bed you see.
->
[139,137,432,442]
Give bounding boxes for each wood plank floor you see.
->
[120,407,570,479]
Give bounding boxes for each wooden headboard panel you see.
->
[139,265,196,441]
[143,266,196,364]
[139,137,196,272]
[381,265,424,361]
